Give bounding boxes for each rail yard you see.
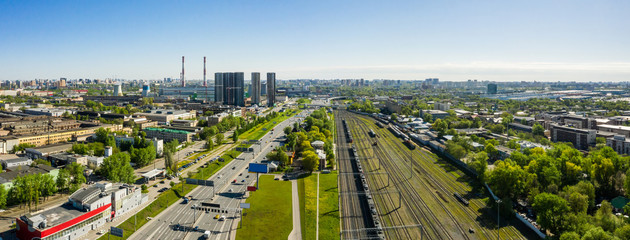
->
[336,110,531,240]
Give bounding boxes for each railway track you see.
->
[347,113,466,240]
[348,118,415,240]
[335,111,376,240]
[351,111,528,239]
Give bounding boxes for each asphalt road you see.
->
[129,109,312,240]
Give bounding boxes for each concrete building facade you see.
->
[267,72,276,107]
[550,124,596,150]
[251,72,261,105]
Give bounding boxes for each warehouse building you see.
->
[16,182,147,240]
[143,127,194,143]
[135,109,196,124]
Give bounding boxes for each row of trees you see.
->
[0,162,85,210]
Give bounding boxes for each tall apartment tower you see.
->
[251,72,261,105]
[488,83,498,94]
[113,84,122,96]
[142,84,150,97]
[216,72,245,107]
[214,73,224,103]
[266,72,276,107]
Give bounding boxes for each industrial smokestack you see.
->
[181,56,186,87]
[203,56,207,87]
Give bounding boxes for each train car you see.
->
[405,138,416,150]
[454,192,469,206]
[375,122,383,128]
[368,129,376,137]
[347,136,353,143]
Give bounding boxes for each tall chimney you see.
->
[203,56,207,87]
[181,56,186,87]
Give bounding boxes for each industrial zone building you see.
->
[16,182,147,240]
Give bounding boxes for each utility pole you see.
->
[497,199,502,240]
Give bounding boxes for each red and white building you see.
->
[17,182,147,240]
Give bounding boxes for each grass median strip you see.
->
[299,174,318,240]
[236,175,293,240]
[318,171,340,240]
[298,172,340,240]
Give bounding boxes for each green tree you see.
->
[615,225,630,239]
[559,232,580,240]
[99,153,136,184]
[0,184,7,209]
[130,145,156,167]
[533,123,545,136]
[485,143,499,160]
[582,227,613,240]
[164,149,176,174]
[232,132,239,142]
[284,126,292,135]
[532,193,570,234]
[490,124,505,134]
[206,137,214,150]
[390,113,398,122]
[215,134,224,145]
[56,168,70,193]
[446,141,466,159]
[488,159,528,200]
[469,151,488,182]
[302,150,319,173]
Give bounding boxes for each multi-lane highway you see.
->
[129,109,312,240]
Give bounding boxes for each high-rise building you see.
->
[251,72,261,105]
[487,83,498,94]
[216,72,245,106]
[267,72,276,107]
[261,82,267,95]
[142,84,151,97]
[214,73,224,103]
[59,78,67,88]
[113,84,122,96]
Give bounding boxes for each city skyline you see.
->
[1,0,629,82]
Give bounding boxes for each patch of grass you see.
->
[176,160,192,169]
[188,150,210,160]
[319,171,340,240]
[299,174,318,240]
[236,175,293,240]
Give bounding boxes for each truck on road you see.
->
[204,230,211,239]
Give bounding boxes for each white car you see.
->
[219,215,226,221]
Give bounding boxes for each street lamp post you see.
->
[497,199,502,240]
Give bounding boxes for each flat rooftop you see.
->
[25,143,74,154]
[32,203,86,230]
[598,124,630,131]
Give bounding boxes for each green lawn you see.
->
[298,172,340,240]
[299,174,318,240]
[318,172,340,240]
[236,175,293,240]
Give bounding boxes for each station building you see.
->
[16,182,147,240]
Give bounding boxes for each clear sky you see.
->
[1,0,629,81]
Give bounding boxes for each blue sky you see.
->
[1,0,629,81]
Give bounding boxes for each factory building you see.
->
[16,182,147,240]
